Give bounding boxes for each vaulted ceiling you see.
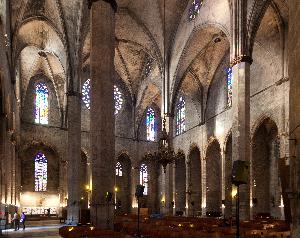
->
[11,0,289,114]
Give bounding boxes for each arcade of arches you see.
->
[0,0,300,237]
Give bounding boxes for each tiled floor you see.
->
[1,220,62,238]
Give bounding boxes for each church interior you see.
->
[0,0,299,237]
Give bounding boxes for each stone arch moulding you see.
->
[250,113,280,140]
[223,129,232,153]
[24,73,61,110]
[204,136,221,159]
[170,22,230,106]
[13,17,67,67]
[247,0,274,57]
[20,141,62,160]
[188,143,201,155]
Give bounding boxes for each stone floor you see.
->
[1,220,62,238]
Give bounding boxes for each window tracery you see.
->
[226,67,233,108]
[189,0,203,21]
[35,82,49,125]
[116,161,123,177]
[146,107,156,141]
[82,79,91,109]
[81,80,124,114]
[140,164,148,195]
[176,96,186,135]
[34,152,47,192]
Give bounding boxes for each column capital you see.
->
[87,0,117,12]
[230,55,253,67]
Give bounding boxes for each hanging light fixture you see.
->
[143,0,183,173]
[144,117,183,173]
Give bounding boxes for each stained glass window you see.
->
[146,108,156,141]
[35,82,49,124]
[114,85,124,115]
[34,152,47,192]
[140,164,148,195]
[81,80,124,114]
[116,161,123,177]
[226,67,233,108]
[144,58,153,77]
[189,0,203,21]
[82,79,91,109]
[176,96,186,135]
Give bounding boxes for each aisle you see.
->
[2,220,62,238]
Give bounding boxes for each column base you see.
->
[66,219,79,226]
[90,204,114,229]
[67,204,80,225]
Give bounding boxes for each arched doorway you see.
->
[115,153,131,214]
[224,134,232,218]
[251,118,283,219]
[80,152,88,209]
[188,147,202,216]
[20,144,60,217]
[175,154,186,215]
[206,140,222,215]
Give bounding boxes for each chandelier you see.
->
[143,0,184,172]
[143,116,183,173]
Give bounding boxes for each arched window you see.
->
[81,80,124,114]
[144,58,153,77]
[34,152,47,192]
[114,85,124,115]
[35,82,49,124]
[189,0,203,21]
[82,79,91,109]
[116,161,123,177]
[146,107,156,141]
[226,67,233,108]
[176,96,186,135]
[140,164,148,195]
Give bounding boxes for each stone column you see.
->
[186,159,191,216]
[66,92,81,225]
[131,160,140,213]
[230,0,252,221]
[231,62,251,220]
[171,163,176,215]
[288,1,300,236]
[148,161,158,213]
[201,153,207,217]
[90,0,116,229]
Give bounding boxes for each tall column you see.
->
[230,0,252,220]
[66,92,82,224]
[288,0,300,236]
[185,159,191,216]
[90,0,116,229]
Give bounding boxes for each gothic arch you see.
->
[115,152,132,214]
[205,139,222,214]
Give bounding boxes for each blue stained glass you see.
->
[189,0,203,21]
[176,96,186,135]
[35,82,49,125]
[82,79,91,109]
[34,152,47,192]
[226,67,233,108]
[146,108,156,141]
